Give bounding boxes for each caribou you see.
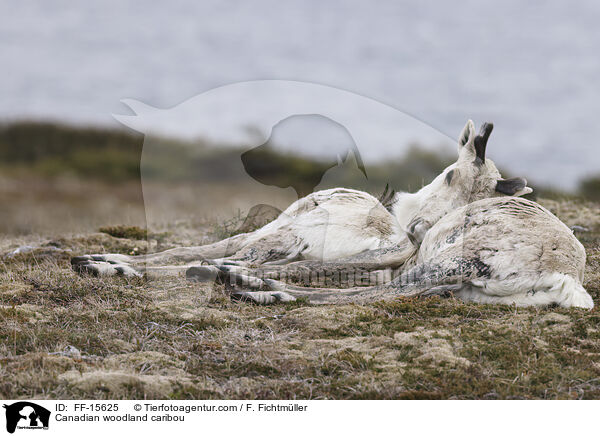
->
[70,121,594,308]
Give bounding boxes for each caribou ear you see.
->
[495,177,533,196]
[474,122,493,164]
[458,120,476,151]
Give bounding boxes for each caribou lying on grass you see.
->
[71,120,594,308]
[72,120,531,277]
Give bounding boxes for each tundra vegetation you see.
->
[1,122,600,399]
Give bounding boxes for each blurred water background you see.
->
[2,0,600,189]
[2,0,600,236]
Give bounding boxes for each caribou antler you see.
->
[474,122,493,163]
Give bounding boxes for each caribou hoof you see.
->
[185,265,224,282]
[231,291,296,305]
[71,255,142,277]
[406,217,431,247]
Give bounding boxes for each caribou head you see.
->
[400,120,533,246]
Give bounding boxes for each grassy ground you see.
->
[2,183,600,399]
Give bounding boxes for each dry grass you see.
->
[2,180,600,400]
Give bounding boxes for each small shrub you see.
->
[99,225,147,240]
